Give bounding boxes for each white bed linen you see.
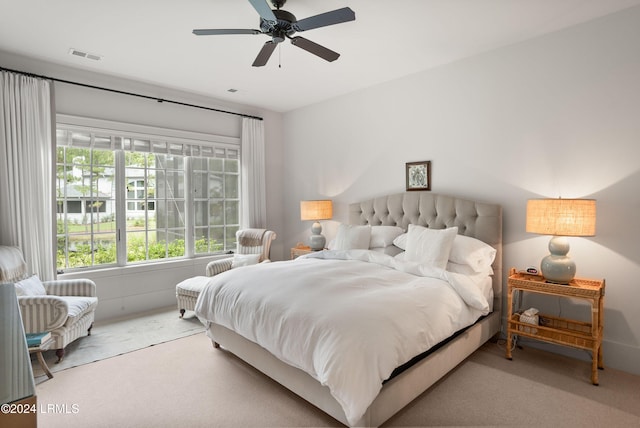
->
[195,249,490,425]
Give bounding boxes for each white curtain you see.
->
[0,71,56,280]
[240,117,267,229]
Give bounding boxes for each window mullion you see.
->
[184,157,194,258]
[115,150,127,266]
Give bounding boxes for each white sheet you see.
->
[195,249,490,425]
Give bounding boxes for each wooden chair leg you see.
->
[179,309,186,318]
[87,322,94,336]
[55,348,65,363]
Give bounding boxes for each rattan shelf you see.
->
[506,268,605,385]
[290,246,313,259]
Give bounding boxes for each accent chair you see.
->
[176,228,276,318]
[0,245,98,363]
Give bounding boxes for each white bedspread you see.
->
[195,250,490,425]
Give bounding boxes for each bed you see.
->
[195,191,502,427]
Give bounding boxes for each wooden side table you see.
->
[290,246,313,259]
[29,337,54,379]
[506,267,605,385]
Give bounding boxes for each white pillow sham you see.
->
[332,224,371,250]
[450,234,497,273]
[231,253,261,268]
[14,274,46,296]
[392,233,408,250]
[369,226,404,249]
[395,229,496,273]
[446,261,493,277]
[370,246,404,257]
[404,225,458,270]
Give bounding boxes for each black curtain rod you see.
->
[0,65,263,121]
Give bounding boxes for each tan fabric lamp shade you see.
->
[300,200,333,221]
[300,200,333,250]
[526,199,596,236]
[526,198,596,284]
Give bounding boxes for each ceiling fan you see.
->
[193,0,356,67]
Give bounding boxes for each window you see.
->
[123,149,186,264]
[192,150,240,254]
[56,119,240,271]
[127,179,150,211]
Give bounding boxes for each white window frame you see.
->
[56,114,241,271]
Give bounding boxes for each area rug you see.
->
[32,306,204,380]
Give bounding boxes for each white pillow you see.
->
[447,261,493,277]
[333,224,371,250]
[449,234,497,273]
[392,233,408,250]
[370,246,404,257]
[14,275,46,296]
[231,253,261,268]
[369,226,404,248]
[404,225,458,270]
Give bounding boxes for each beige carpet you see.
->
[36,331,640,427]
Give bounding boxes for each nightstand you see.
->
[290,246,313,259]
[506,267,605,385]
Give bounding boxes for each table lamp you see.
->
[526,198,596,284]
[300,200,333,251]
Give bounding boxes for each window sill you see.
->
[58,254,230,280]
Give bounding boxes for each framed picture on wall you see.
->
[406,161,431,191]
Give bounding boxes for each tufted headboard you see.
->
[348,191,503,301]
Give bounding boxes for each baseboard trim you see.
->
[516,337,639,376]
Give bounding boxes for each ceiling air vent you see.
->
[68,48,102,61]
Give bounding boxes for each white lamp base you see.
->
[541,236,576,284]
[308,221,326,251]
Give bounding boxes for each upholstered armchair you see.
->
[205,229,277,276]
[0,246,98,363]
[176,228,276,318]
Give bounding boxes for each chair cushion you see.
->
[63,296,99,326]
[176,276,210,298]
[14,275,47,296]
[232,253,260,268]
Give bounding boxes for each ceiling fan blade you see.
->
[252,41,278,67]
[292,7,355,32]
[248,0,277,24]
[193,29,261,36]
[290,37,340,62]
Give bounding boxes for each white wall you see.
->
[0,50,285,322]
[281,7,640,375]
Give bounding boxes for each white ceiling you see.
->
[1,0,640,112]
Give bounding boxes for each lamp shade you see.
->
[300,200,333,221]
[526,199,596,237]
